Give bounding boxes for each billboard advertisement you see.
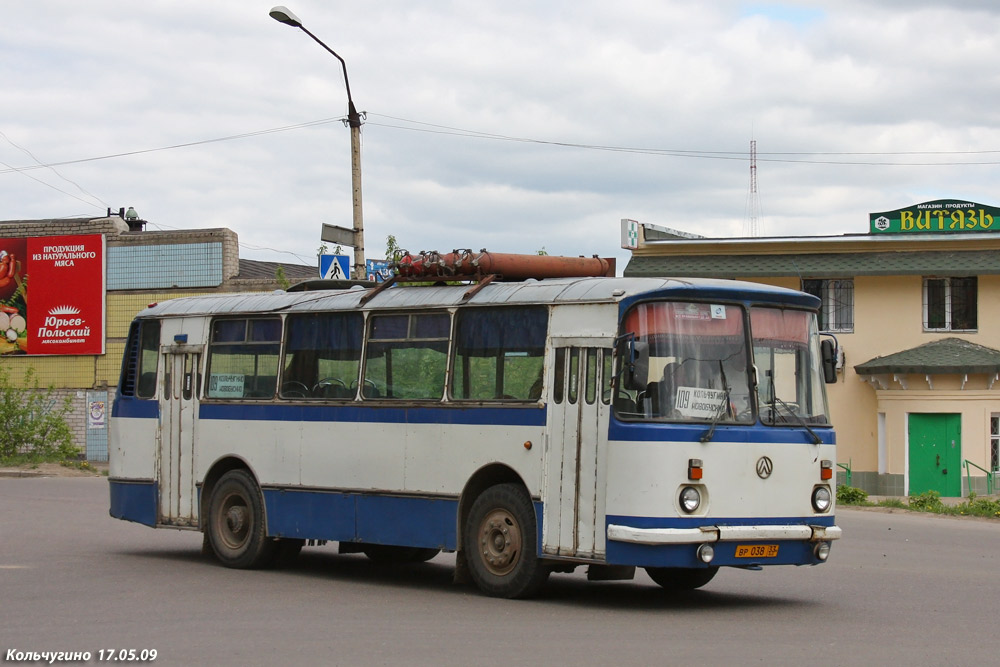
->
[0,234,106,356]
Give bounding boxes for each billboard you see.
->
[0,234,106,356]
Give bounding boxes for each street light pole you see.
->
[269,6,365,280]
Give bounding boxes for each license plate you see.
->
[735,544,779,558]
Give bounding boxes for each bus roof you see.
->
[135,276,819,319]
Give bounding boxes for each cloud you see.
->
[2,1,1000,271]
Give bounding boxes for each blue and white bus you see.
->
[109,269,841,598]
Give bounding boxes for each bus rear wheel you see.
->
[645,566,719,591]
[463,483,549,598]
[207,470,277,569]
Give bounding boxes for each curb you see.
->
[0,469,46,478]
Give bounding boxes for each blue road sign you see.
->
[319,254,350,279]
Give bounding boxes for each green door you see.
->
[908,413,961,497]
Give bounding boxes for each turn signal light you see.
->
[688,459,703,480]
[820,460,833,481]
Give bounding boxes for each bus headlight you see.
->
[814,542,831,561]
[811,485,832,513]
[680,486,701,513]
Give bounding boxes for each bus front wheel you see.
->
[645,566,719,591]
[463,483,549,598]
[207,469,277,569]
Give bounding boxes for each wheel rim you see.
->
[477,508,521,576]
[217,491,250,551]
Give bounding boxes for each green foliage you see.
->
[908,490,944,511]
[0,366,78,463]
[961,496,1000,518]
[274,265,291,290]
[836,485,869,505]
[385,234,402,262]
[833,483,998,519]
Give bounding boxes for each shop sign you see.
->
[0,234,106,356]
[869,199,999,234]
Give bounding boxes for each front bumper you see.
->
[607,523,842,545]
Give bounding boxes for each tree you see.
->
[385,234,402,262]
[0,366,78,462]
[274,265,291,290]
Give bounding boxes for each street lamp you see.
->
[269,5,366,280]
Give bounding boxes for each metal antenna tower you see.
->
[743,139,763,237]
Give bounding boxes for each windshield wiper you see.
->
[771,396,822,445]
[700,361,731,444]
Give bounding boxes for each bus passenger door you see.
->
[158,346,201,527]
[543,344,611,559]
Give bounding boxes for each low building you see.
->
[622,200,1000,497]
[0,213,315,461]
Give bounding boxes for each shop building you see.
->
[622,200,1000,497]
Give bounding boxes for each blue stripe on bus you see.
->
[264,489,460,550]
[108,478,830,568]
[109,479,158,527]
[199,402,547,427]
[264,489,544,554]
[608,418,835,445]
[112,397,159,419]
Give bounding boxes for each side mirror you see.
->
[820,338,837,384]
[624,340,649,391]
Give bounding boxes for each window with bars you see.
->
[802,279,854,332]
[923,277,977,331]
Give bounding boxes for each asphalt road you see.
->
[1,476,997,666]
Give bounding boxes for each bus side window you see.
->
[364,313,450,400]
[206,318,281,399]
[553,348,566,404]
[283,312,363,399]
[601,349,612,405]
[451,306,548,401]
[120,320,161,399]
[568,348,580,404]
[585,348,598,404]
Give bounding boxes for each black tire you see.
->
[207,470,278,569]
[645,566,719,591]
[463,483,549,598]
[361,544,441,563]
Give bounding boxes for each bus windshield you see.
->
[617,301,753,423]
[751,306,831,426]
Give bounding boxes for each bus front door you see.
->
[158,346,201,528]
[543,345,611,560]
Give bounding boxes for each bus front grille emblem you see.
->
[756,456,773,479]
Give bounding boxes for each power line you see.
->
[4,113,1000,175]
[0,117,346,176]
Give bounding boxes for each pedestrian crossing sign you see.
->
[319,254,350,279]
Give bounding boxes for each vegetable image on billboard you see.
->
[0,238,28,355]
[0,234,106,356]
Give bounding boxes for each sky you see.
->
[3,1,1000,274]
